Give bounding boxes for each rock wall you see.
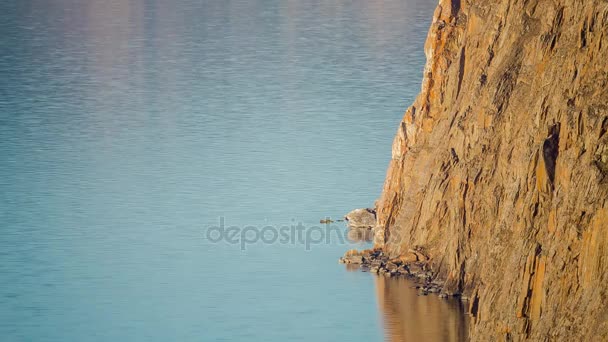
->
[375,0,608,340]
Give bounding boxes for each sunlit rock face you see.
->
[375,0,608,340]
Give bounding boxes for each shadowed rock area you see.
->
[345,0,608,340]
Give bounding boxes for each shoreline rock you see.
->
[339,248,455,297]
[344,208,376,229]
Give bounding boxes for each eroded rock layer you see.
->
[375,0,608,340]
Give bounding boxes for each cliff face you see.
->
[375,0,608,340]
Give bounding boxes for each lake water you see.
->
[0,0,468,341]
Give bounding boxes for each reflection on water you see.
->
[344,263,364,272]
[347,228,374,242]
[375,276,470,341]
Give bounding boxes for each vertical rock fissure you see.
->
[542,124,560,186]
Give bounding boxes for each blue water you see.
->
[0,0,468,341]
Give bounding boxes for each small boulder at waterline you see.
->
[344,208,376,229]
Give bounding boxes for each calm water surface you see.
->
[0,0,468,341]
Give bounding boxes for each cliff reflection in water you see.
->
[375,276,469,341]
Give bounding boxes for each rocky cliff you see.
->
[374,0,608,340]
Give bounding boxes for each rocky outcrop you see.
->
[371,0,608,340]
[344,208,376,229]
[340,248,442,294]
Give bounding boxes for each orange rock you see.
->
[370,0,608,339]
